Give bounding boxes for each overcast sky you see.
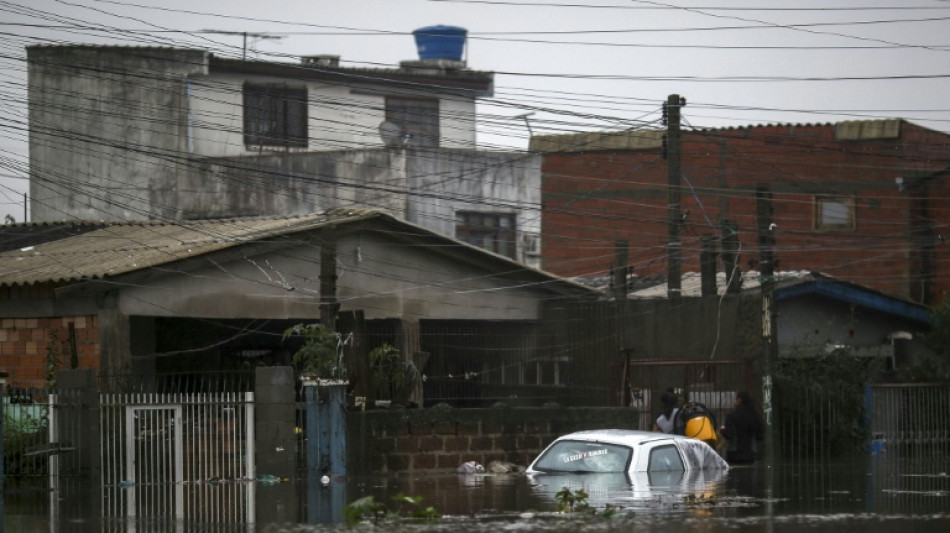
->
[2,0,949,222]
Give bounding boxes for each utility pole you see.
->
[756,186,777,478]
[665,94,685,299]
[320,227,340,333]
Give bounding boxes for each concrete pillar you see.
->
[254,366,296,478]
[254,366,298,524]
[97,292,131,387]
[396,319,422,404]
[56,369,100,479]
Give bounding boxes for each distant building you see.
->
[27,40,541,267]
[532,120,950,304]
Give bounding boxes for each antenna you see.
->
[201,30,286,60]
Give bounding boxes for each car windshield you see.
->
[531,440,632,473]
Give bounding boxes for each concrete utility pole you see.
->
[320,227,340,333]
[665,94,685,299]
[756,187,777,470]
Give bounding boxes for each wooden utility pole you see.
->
[665,94,685,299]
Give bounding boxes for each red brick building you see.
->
[533,119,950,305]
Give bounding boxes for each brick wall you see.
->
[540,122,950,303]
[347,406,642,475]
[0,316,100,388]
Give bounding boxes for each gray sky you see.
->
[3,0,950,222]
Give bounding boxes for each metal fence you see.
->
[2,386,51,482]
[867,383,950,456]
[98,371,256,394]
[419,320,566,407]
[774,381,851,461]
[96,392,255,523]
[625,360,754,432]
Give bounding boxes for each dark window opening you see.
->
[243,83,308,148]
[455,212,516,259]
[385,97,439,148]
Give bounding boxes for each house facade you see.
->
[27,43,541,267]
[532,120,950,304]
[0,210,596,401]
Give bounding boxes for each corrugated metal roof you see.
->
[0,210,378,287]
[621,270,928,324]
[0,210,599,298]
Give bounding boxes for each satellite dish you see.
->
[378,120,405,148]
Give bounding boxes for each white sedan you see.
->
[526,429,729,475]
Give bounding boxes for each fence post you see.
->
[0,371,6,491]
[305,379,347,523]
[254,366,297,524]
[253,366,295,478]
[55,369,100,479]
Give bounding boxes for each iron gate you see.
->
[96,392,256,523]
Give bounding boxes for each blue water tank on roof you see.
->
[413,25,467,61]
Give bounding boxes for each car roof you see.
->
[553,429,690,447]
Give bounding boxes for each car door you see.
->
[635,441,687,472]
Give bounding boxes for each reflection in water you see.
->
[4,456,950,531]
[527,468,728,511]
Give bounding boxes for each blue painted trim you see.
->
[776,279,930,325]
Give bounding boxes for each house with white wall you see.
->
[27,31,541,267]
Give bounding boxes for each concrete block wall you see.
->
[0,316,99,388]
[347,406,642,475]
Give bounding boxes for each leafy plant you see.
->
[46,330,64,389]
[341,493,439,525]
[774,355,877,457]
[391,493,440,523]
[369,343,419,403]
[342,495,387,525]
[554,487,591,513]
[282,323,347,380]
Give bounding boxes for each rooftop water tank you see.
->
[413,25,467,61]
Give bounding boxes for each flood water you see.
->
[4,455,950,532]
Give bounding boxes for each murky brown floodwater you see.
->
[4,455,950,532]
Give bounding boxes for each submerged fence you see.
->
[2,386,51,482]
[96,392,256,523]
[868,383,950,456]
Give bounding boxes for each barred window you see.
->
[385,97,439,148]
[243,83,307,148]
[455,212,516,259]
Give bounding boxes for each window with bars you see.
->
[455,212,517,259]
[243,83,308,148]
[385,96,439,148]
[814,195,855,230]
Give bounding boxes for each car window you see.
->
[647,444,685,472]
[531,440,632,473]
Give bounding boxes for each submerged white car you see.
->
[526,429,729,475]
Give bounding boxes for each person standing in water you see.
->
[721,390,764,464]
[653,389,680,434]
